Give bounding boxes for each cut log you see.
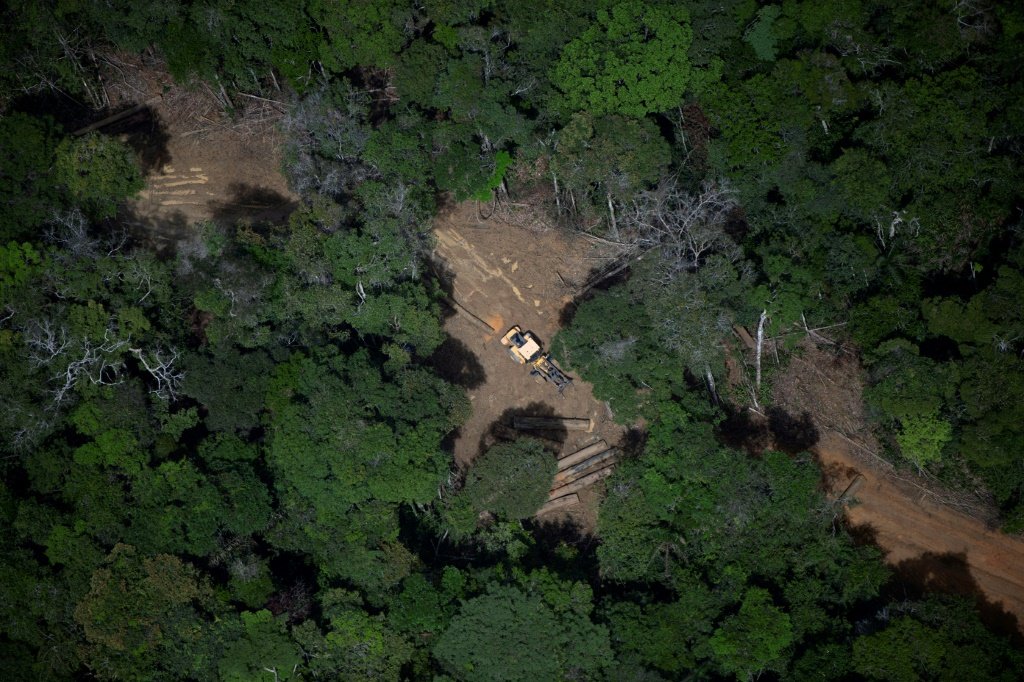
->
[835,474,866,505]
[553,449,618,486]
[536,493,579,516]
[557,440,607,469]
[733,324,756,350]
[548,465,615,499]
[72,96,163,136]
[513,416,593,432]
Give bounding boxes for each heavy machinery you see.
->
[500,326,573,393]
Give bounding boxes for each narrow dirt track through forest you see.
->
[775,343,1024,631]
[818,432,1024,631]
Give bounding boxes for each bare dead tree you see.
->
[622,179,741,278]
[754,309,769,409]
[24,322,130,406]
[874,209,920,251]
[45,209,99,260]
[129,346,184,401]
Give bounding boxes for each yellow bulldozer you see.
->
[500,326,573,394]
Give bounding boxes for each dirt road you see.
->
[432,202,626,530]
[819,432,1024,631]
[773,344,1024,631]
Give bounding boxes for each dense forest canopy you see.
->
[1,0,1023,680]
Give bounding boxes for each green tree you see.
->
[0,113,62,241]
[709,588,793,679]
[218,610,302,682]
[294,589,411,680]
[450,438,555,530]
[54,133,143,219]
[852,597,1023,681]
[434,583,612,681]
[73,544,216,680]
[552,1,695,117]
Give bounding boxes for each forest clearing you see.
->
[432,201,627,530]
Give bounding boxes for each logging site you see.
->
[5,3,1024,676]
[432,202,628,531]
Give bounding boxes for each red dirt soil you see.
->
[818,433,1024,630]
[774,342,1024,631]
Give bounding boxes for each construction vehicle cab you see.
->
[500,326,573,394]
[501,326,542,364]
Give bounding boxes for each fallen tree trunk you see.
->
[514,416,593,432]
[536,493,579,516]
[549,465,615,498]
[439,295,495,333]
[835,474,866,506]
[553,449,618,487]
[72,96,163,136]
[557,440,607,470]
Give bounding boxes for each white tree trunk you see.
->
[755,309,768,400]
[705,365,719,404]
[552,172,561,214]
[606,193,619,241]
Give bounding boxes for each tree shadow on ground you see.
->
[894,551,1023,645]
[717,405,819,455]
[118,204,191,257]
[427,255,459,323]
[767,406,819,453]
[429,336,487,390]
[843,521,1022,644]
[103,104,172,174]
[478,403,569,457]
[557,260,633,328]
[208,182,298,226]
[717,408,772,454]
[427,252,499,335]
[526,515,602,580]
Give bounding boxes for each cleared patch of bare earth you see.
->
[96,52,298,244]
[432,201,627,532]
[774,340,1024,632]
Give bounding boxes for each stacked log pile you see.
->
[536,438,620,516]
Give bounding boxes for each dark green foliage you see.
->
[54,133,144,219]
[552,1,696,118]
[1,1,1022,679]
[433,581,612,681]
[461,438,555,520]
[217,610,302,682]
[0,114,61,241]
[852,597,1023,681]
[73,544,218,681]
